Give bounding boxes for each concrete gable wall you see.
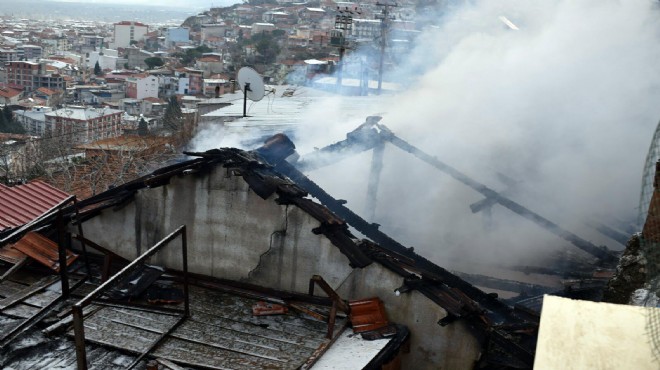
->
[80,164,482,369]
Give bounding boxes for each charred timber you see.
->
[384,134,617,264]
[266,157,513,323]
[295,117,386,172]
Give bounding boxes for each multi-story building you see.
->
[125,47,154,70]
[5,61,65,93]
[125,74,158,100]
[33,87,64,107]
[14,106,51,136]
[0,49,18,64]
[81,35,105,52]
[352,19,380,40]
[200,24,227,43]
[20,45,43,60]
[262,11,293,24]
[45,106,123,144]
[251,23,276,34]
[165,27,189,47]
[41,36,70,54]
[87,48,122,71]
[175,68,203,95]
[195,54,224,78]
[111,21,148,49]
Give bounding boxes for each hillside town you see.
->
[2,1,660,369]
[0,0,423,197]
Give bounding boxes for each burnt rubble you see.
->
[602,234,647,304]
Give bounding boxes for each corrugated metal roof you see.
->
[0,181,71,231]
[11,232,78,272]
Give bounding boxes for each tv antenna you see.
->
[237,66,265,117]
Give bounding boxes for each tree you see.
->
[94,61,102,75]
[3,105,12,123]
[255,36,280,64]
[163,96,183,131]
[138,117,149,136]
[144,57,164,70]
[272,29,286,38]
[0,106,24,134]
[173,45,214,66]
[0,112,7,132]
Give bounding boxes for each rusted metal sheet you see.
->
[349,297,389,333]
[252,301,288,316]
[0,181,71,231]
[11,232,78,272]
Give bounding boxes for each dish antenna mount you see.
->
[237,66,265,117]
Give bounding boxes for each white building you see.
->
[352,19,380,40]
[111,21,148,49]
[165,27,190,47]
[14,106,51,137]
[87,49,121,71]
[251,23,276,34]
[200,24,226,42]
[125,74,159,100]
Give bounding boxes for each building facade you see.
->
[14,106,51,136]
[112,21,149,49]
[5,61,65,93]
[45,107,123,144]
[125,74,158,100]
[165,27,190,47]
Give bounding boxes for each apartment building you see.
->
[45,106,123,144]
[112,21,148,49]
[5,61,65,93]
[125,74,158,100]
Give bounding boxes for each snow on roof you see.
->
[46,107,122,121]
[304,59,328,65]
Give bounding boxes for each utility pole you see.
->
[375,2,397,95]
[331,6,357,92]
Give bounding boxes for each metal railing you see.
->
[72,225,189,370]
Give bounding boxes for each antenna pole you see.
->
[243,82,250,117]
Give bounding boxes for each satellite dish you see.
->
[237,66,265,117]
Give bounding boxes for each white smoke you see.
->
[189,0,660,277]
[295,0,660,272]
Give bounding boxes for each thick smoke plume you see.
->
[191,0,660,275]
[295,0,660,272]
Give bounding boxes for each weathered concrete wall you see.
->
[83,167,353,288]
[81,165,482,369]
[337,263,482,370]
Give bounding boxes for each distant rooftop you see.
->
[45,107,122,121]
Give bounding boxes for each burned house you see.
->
[0,124,558,369]
[0,109,634,369]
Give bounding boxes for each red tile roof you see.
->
[0,87,21,98]
[36,87,58,95]
[0,180,71,232]
[198,56,222,62]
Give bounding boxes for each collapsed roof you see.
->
[0,119,623,368]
